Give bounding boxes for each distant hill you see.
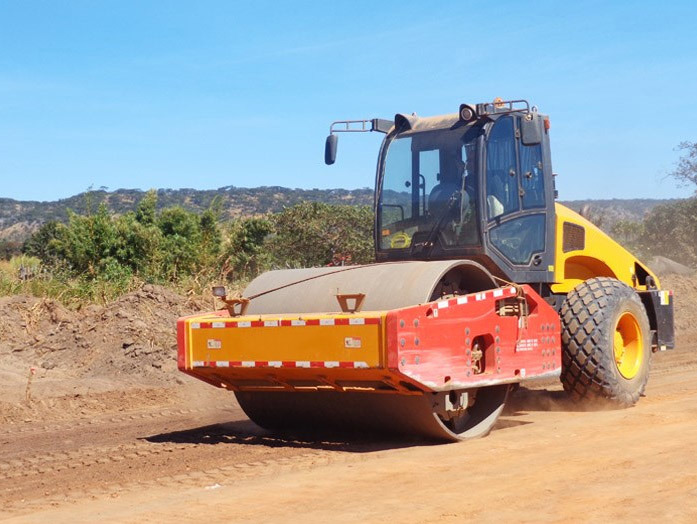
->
[0,186,677,242]
[558,198,679,230]
[0,187,374,241]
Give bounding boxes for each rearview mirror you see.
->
[325,134,338,165]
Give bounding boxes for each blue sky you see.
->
[1,0,696,202]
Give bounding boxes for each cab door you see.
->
[483,115,555,283]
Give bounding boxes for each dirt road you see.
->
[1,274,696,522]
[1,345,696,523]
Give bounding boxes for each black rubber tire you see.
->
[560,277,652,407]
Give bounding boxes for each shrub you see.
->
[222,217,273,280]
[266,202,374,267]
[17,195,377,304]
[639,198,697,266]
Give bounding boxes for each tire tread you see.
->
[560,277,651,407]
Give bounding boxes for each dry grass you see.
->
[0,256,250,309]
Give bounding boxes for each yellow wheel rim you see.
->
[613,312,644,379]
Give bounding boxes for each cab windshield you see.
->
[378,125,482,252]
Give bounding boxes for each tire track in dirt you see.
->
[0,433,383,518]
[0,405,402,519]
[0,407,200,439]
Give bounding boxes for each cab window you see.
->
[420,149,440,216]
[520,143,545,209]
[489,214,545,265]
[380,137,413,228]
[486,116,518,220]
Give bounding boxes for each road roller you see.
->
[177,98,675,441]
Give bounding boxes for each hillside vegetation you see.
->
[5,188,694,306]
[0,186,674,244]
[5,192,373,306]
[0,186,374,243]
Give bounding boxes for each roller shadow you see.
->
[145,386,605,449]
[144,419,424,452]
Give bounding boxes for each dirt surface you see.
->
[1,275,696,522]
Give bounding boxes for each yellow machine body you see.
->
[551,203,660,294]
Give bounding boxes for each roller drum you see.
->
[237,260,506,441]
[244,260,496,314]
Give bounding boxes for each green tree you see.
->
[22,221,66,264]
[60,203,122,278]
[639,198,697,266]
[199,208,222,268]
[223,217,273,279]
[267,202,373,267]
[670,142,697,190]
[157,207,204,279]
[629,142,697,266]
[114,212,162,278]
[135,189,158,226]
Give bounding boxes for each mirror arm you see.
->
[325,118,395,166]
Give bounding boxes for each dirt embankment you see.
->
[661,274,697,334]
[0,285,212,424]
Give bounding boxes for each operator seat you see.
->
[486,169,507,219]
[428,180,459,217]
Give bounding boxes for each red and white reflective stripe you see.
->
[434,286,517,309]
[192,360,369,369]
[190,317,380,329]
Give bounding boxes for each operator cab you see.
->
[326,99,556,284]
[377,118,481,254]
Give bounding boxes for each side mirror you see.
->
[521,113,542,145]
[325,134,338,165]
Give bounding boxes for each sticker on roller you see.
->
[515,338,538,352]
[207,339,222,349]
[660,291,670,306]
[344,337,362,349]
